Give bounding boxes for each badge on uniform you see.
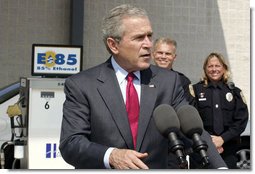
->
[198,93,206,101]
[226,92,233,102]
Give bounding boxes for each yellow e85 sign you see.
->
[37,51,77,68]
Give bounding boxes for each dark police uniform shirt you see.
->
[192,80,248,143]
[171,69,194,105]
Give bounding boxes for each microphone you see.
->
[153,104,188,169]
[177,105,210,168]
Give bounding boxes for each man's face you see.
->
[152,43,176,69]
[110,17,153,72]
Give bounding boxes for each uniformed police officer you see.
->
[152,37,194,105]
[192,52,248,169]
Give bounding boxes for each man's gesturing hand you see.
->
[109,148,149,169]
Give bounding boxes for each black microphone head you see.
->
[153,104,180,137]
[177,105,203,138]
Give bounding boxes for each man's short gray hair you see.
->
[102,4,149,54]
[153,38,177,50]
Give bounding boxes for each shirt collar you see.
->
[111,56,141,83]
[208,80,224,89]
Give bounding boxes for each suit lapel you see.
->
[97,61,134,149]
[97,61,159,150]
[136,68,158,151]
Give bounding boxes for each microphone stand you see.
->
[168,133,188,169]
[192,133,210,168]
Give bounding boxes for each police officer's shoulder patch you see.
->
[189,84,195,97]
[240,91,247,104]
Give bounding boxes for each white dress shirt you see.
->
[103,57,141,168]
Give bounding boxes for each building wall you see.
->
[0,0,71,86]
[82,0,250,113]
[0,0,250,112]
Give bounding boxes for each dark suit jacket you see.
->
[59,59,227,169]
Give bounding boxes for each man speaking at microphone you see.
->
[59,4,227,169]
